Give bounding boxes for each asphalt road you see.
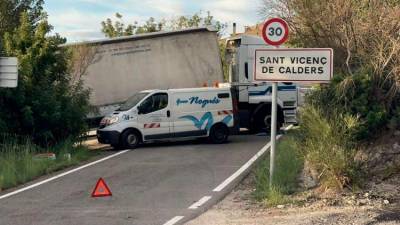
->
[0,134,270,225]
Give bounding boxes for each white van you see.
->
[97,87,238,149]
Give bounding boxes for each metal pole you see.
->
[269,82,278,187]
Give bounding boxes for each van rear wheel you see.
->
[121,130,141,149]
[209,124,229,144]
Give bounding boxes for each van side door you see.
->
[171,92,209,138]
[137,92,172,140]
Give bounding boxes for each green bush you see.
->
[307,69,396,140]
[297,104,361,189]
[0,12,90,146]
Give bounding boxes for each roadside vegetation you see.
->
[0,135,97,191]
[1,11,90,145]
[297,106,361,189]
[0,1,93,190]
[254,0,400,205]
[253,131,303,206]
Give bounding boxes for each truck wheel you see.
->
[121,130,141,149]
[263,114,272,131]
[209,124,229,144]
[250,113,282,134]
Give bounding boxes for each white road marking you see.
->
[163,216,184,225]
[212,124,294,192]
[188,196,212,209]
[212,137,278,192]
[0,150,130,200]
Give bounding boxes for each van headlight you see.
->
[108,115,119,125]
[100,115,119,127]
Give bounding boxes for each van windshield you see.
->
[117,92,149,111]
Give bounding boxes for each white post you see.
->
[269,82,278,187]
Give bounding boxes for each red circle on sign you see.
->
[262,18,289,46]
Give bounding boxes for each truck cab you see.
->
[224,35,298,132]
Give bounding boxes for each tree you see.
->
[100,11,227,38]
[0,12,90,145]
[0,0,44,55]
[135,17,164,34]
[101,13,165,38]
[169,11,226,35]
[101,13,134,38]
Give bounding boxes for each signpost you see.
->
[0,57,18,88]
[259,18,333,186]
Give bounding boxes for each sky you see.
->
[44,0,264,43]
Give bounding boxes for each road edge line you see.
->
[0,150,130,200]
[188,196,212,209]
[163,216,184,225]
[212,125,294,192]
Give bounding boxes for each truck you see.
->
[68,27,299,133]
[222,35,299,132]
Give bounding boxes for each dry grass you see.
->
[0,135,97,191]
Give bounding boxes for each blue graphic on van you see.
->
[180,112,214,130]
[176,96,220,108]
[221,114,233,125]
[180,112,233,131]
[176,99,189,105]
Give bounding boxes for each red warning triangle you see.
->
[91,178,112,197]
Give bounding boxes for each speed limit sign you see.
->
[262,18,289,46]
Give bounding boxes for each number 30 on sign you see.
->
[262,18,289,46]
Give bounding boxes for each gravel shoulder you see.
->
[186,174,400,225]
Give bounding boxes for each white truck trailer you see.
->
[67,27,224,119]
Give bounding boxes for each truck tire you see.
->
[121,129,141,149]
[250,112,282,134]
[209,124,229,144]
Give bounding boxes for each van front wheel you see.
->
[121,130,141,149]
[209,124,229,144]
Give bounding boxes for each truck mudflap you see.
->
[97,130,120,145]
[230,87,241,135]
